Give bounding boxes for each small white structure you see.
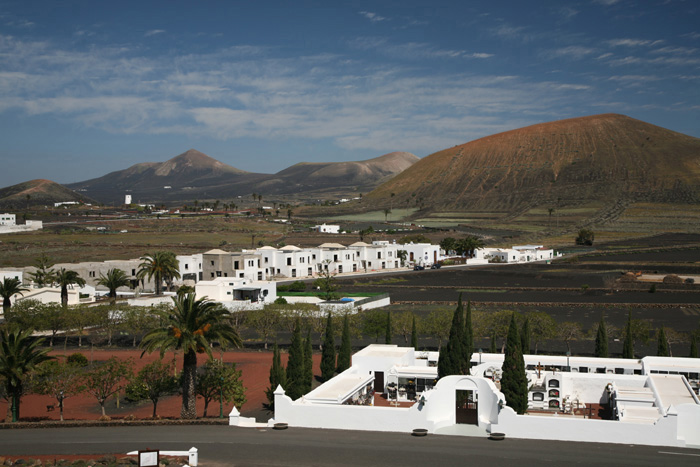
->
[0,213,16,226]
[400,242,442,267]
[195,277,277,310]
[313,224,341,234]
[0,270,23,283]
[15,287,86,306]
[125,194,132,205]
[483,245,554,263]
[0,214,42,234]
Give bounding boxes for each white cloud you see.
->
[359,11,386,23]
[144,29,166,37]
[546,46,596,60]
[606,38,664,47]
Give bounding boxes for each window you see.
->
[132,269,136,275]
[308,267,312,275]
[579,367,588,373]
[258,272,263,280]
[89,271,95,278]
[338,265,343,273]
[224,273,228,277]
[333,254,338,262]
[300,257,305,263]
[210,273,215,278]
[615,368,624,375]
[287,258,292,266]
[312,254,316,260]
[234,261,240,269]
[265,257,269,263]
[185,264,189,270]
[292,269,296,277]
[211,260,215,266]
[216,271,222,277]
[263,289,268,296]
[596,367,606,374]
[227,291,231,295]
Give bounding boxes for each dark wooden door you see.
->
[456,390,478,425]
[374,371,384,393]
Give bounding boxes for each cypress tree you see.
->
[489,330,497,354]
[385,311,392,345]
[520,317,531,355]
[622,310,634,359]
[657,326,669,357]
[438,295,465,378]
[285,318,304,400]
[321,312,336,382]
[594,314,608,358]
[690,334,698,358]
[411,314,418,349]
[500,313,528,414]
[265,343,286,409]
[337,314,352,373]
[462,299,473,373]
[304,329,313,392]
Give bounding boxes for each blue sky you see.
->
[1,0,698,187]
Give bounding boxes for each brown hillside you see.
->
[0,179,97,209]
[368,114,700,212]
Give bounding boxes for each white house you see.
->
[0,213,16,226]
[0,270,23,283]
[264,344,700,448]
[14,286,94,306]
[176,253,203,284]
[195,277,277,310]
[350,241,403,272]
[316,243,359,275]
[399,242,442,266]
[313,224,341,234]
[483,245,555,263]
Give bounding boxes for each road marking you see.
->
[659,451,700,457]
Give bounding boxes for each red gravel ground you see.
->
[0,348,320,423]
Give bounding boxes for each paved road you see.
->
[1,425,698,466]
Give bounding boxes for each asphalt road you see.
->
[1,425,699,466]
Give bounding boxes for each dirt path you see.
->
[1,349,318,423]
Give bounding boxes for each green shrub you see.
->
[288,281,307,292]
[274,297,288,304]
[67,353,88,367]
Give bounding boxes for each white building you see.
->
[195,277,276,310]
[264,344,700,448]
[399,242,442,266]
[14,286,95,306]
[0,270,23,283]
[350,241,402,272]
[0,213,16,226]
[484,245,555,263]
[125,194,132,205]
[313,224,341,234]
[176,253,203,284]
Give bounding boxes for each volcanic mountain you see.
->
[66,149,255,203]
[368,114,700,213]
[66,149,419,204]
[0,179,97,210]
[254,151,420,195]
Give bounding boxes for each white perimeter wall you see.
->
[491,405,695,448]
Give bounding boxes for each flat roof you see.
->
[355,345,412,359]
[619,406,662,424]
[306,373,373,402]
[652,374,698,408]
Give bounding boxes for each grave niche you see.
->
[549,389,560,398]
[532,392,545,401]
[548,379,559,388]
[548,400,560,409]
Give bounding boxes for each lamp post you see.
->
[479,349,483,365]
[566,351,571,372]
[219,376,224,419]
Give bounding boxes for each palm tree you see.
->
[0,277,29,314]
[96,268,130,303]
[140,294,242,419]
[0,326,53,421]
[55,268,86,307]
[137,251,180,295]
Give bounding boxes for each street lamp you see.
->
[479,349,483,365]
[566,351,571,372]
[219,376,224,419]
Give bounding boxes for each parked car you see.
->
[430,263,442,269]
[413,265,425,271]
